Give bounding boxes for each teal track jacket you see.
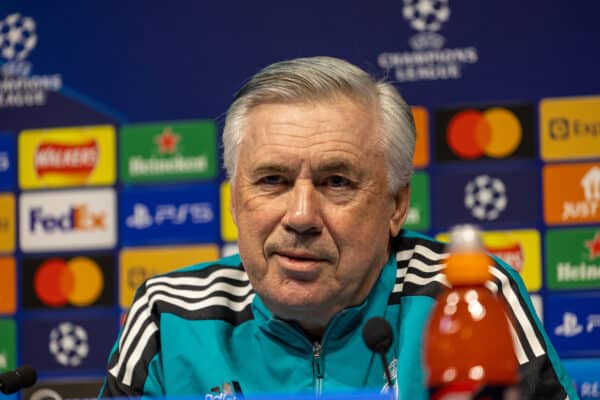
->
[100,231,577,399]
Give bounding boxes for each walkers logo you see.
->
[540,96,600,161]
[433,167,538,229]
[19,188,116,252]
[22,379,105,400]
[546,228,600,290]
[546,294,600,357]
[119,245,219,307]
[0,13,63,108]
[120,184,218,246]
[434,104,535,162]
[405,172,430,231]
[0,193,15,253]
[543,163,600,225]
[18,125,115,189]
[0,133,16,190]
[22,254,114,309]
[412,106,429,168]
[0,257,16,314]
[0,319,16,372]
[120,120,217,183]
[437,229,541,291]
[22,316,116,372]
[377,0,479,82]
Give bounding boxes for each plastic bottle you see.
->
[424,225,520,400]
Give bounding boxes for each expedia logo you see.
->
[20,189,116,252]
[22,254,114,309]
[434,104,535,162]
[35,140,98,177]
[549,118,600,140]
[540,96,600,161]
[29,205,105,233]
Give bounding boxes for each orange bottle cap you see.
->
[444,252,493,285]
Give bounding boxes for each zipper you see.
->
[312,341,323,396]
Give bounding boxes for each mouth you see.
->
[273,251,327,280]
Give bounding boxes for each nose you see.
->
[283,179,323,235]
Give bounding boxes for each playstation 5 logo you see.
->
[554,312,583,337]
[126,202,214,230]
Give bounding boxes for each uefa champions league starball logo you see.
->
[402,0,450,33]
[464,175,508,221]
[48,322,90,367]
[0,13,37,61]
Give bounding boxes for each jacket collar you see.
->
[251,251,398,350]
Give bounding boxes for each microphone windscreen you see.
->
[0,365,37,394]
[16,365,37,388]
[362,317,393,354]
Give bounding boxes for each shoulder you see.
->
[389,230,449,302]
[135,254,255,326]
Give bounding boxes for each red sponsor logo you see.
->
[487,242,524,272]
[585,232,600,260]
[35,140,98,176]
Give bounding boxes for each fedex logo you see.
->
[29,205,105,232]
[20,189,116,252]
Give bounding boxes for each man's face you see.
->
[231,97,409,332]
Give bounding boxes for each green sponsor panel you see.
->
[546,227,600,290]
[120,120,217,183]
[0,319,16,372]
[404,171,430,232]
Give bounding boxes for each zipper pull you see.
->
[312,341,323,395]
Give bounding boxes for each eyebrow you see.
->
[251,163,293,176]
[316,160,360,176]
[250,159,361,177]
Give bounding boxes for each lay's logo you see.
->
[35,139,98,177]
[19,125,115,189]
[19,189,116,253]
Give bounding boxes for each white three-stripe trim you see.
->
[110,268,253,387]
[490,267,545,358]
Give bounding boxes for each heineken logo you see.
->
[547,228,600,290]
[155,127,180,154]
[120,120,217,183]
[585,232,600,260]
[128,154,208,176]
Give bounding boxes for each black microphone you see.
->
[0,365,37,394]
[362,317,394,392]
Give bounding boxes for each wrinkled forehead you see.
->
[239,97,382,150]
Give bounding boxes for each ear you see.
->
[389,184,410,237]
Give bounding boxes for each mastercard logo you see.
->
[446,108,522,159]
[33,257,104,307]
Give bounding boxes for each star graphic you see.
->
[584,232,600,260]
[155,127,180,154]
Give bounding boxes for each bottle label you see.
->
[429,383,520,400]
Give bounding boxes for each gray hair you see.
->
[222,56,416,193]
